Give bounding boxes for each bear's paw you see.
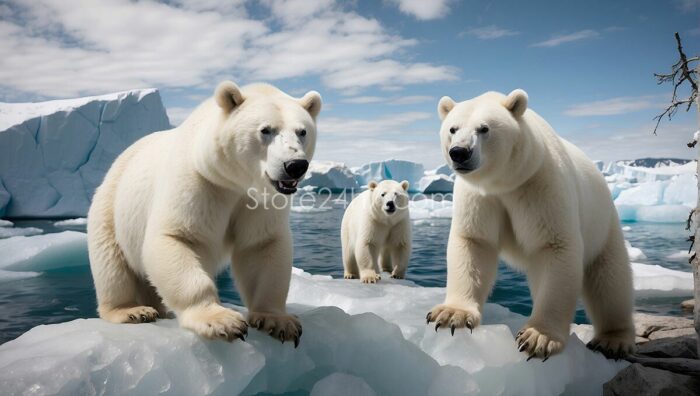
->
[427,304,481,335]
[248,312,303,348]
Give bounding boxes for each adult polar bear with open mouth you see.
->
[427,89,635,360]
[88,81,321,346]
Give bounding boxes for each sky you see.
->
[1,0,699,168]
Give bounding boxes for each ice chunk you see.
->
[425,164,453,177]
[54,218,88,227]
[0,318,265,396]
[624,241,646,261]
[592,160,604,172]
[0,269,40,283]
[663,174,697,206]
[417,174,454,193]
[409,199,453,220]
[622,226,631,231]
[355,160,424,191]
[0,226,42,238]
[632,262,694,297]
[0,89,171,218]
[616,204,691,223]
[667,250,691,261]
[0,219,13,227]
[0,231,88,272]
[299,161,359,191]
[290,206,332,213]
[614,182,665,206]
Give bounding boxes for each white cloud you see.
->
[464,25,519,40]
[531,30,599,48]
[564,96,661,117]
[0,0,458,99]
[386,0,454,20]
[674,0,700,11]
[319,111,432,135]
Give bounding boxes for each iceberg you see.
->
[409,198,453,220]
[624,241,646,261]
[0,219,13,227]
[0,89,171,218]
[354,160,424,191]
[417,174,454,193]
[299,161,359,191]
[616,204,691,223]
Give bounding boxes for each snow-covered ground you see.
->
[0,232,693,395]
[0,89,171,218]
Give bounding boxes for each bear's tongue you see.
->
[279,180,298,189]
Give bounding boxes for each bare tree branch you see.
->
[652,32,699,134]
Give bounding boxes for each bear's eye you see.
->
[449,126,458,134]
[261,126,272,135]
[381,193,386,197]
[298,129,307,137]
[477,124,489,134]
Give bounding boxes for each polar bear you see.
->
[87,81,321,346]
[426,89,635,360]
[341,180,412,283]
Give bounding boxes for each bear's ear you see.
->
[503,89,528,118]
[438,96,456,121]
[299,91,322,119]
[400,180,409,191]
[368,180,378,190]
[215,81,245,113]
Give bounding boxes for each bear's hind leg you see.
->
[582,226,636,359]
[379,249,392,273]
[343,243,359,279]
[88,214,159,324]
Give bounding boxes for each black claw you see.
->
[516,330,524,337]
[450,325,456,336]
[435,322,441,332]
[426,312,432,324]
[294,337,300,348]
[279,330,285,343]
[155,312,160,319]
[518,342,529,352]
[128,314,136,321]
[527,355,534,362]
[466,321,473,334]
[140,314,147,322]
[542,356,549,362]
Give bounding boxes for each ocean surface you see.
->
[0,193,694,344]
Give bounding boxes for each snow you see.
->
[300,161,359,191]
[417,174,454,193]
[354,160,424,192]
[0,219,13,227]
[631,262,694,297]
[409,198,453,220]
[0,231,88,272]
[53,218,88,227]
[0,89,171,218]
[0,226,42,238]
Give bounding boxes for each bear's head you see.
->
[367,180,410,220]
[437,89,531,188]
[197,80,322,195]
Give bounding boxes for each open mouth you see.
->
[385,207,396,214]
[267,175,299,194]
[453,164,478,173]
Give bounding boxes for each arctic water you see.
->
[0,193,693,344]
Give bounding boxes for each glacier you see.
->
[0,232,693,395]
[0,89,170,218]
[354,160,425,191]
[299,161,359,191]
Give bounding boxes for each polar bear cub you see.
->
[341,180,412,283]
[87,80,321,346]
[427,89,635,360]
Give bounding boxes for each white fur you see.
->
[87,81,321,344]
[341,180,411,283]
[428,90,635,359]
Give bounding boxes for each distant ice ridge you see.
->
[299,161,359,191]
[0,89,171,218]
[354,160,425,192]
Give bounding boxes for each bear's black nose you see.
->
[449,146,472,164]
[386,201,396,212]
[284,159,309,179]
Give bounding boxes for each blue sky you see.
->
[1,0,699,167]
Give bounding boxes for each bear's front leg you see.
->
[389,244,409,279]
[355,242,381,283]
[231,231,302,347]
[515,246,582,361]
[427,235,498,334]
[144,234,248,342]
